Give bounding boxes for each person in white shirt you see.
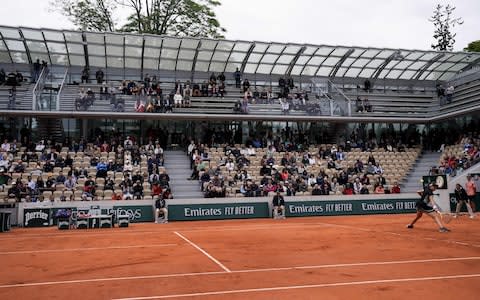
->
[353,178,363,194]
[174,91,183,107]
[1,140,10,152]
[247,145,256,156]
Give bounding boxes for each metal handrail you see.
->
[32,66,47,110]
[56,67,69,111]
[328,79,352,116]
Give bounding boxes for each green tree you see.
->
[429,4,463,51]
[464,40,480,52]
[51,0,225,38]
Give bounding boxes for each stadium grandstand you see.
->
[0,24,478,205]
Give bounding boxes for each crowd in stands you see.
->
[0,69,24,86]
[0,135,172,203]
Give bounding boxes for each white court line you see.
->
[0,243,177,255]
[112,273,480,300]
[1,256,478,289]
[174,231,231,273]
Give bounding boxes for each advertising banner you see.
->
[169,202,269,221]
[23,208,52,227]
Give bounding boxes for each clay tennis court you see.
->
[0,214,479,300]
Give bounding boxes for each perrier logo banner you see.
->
[24,208,51,227]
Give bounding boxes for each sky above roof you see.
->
[1,0,478,52]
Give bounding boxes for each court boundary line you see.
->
[112,273,480,300]
[174,231,231,273]
[0,243,177,255]
[1,256,478,289]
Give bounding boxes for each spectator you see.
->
[0,68,5,85]
[272,190,286,219]
[234,67,241,88]
[390,181,401,193]
[154,195,168,223]
[453,183,475,218]
[95,69,104,84]
[445,84,454,103]
[374,184,385,194]
[81,67,89,83]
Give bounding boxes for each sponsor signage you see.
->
[24,208,52,227]
[112,205,153,223]
[169,202,269,221]
[285,199,418,217]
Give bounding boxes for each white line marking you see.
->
[112,273,480,300]
[174,231,231,273]
[0,244,177,255]
[1,256,478,289]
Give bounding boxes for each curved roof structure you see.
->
[1,25,479,81]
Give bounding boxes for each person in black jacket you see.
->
[154,195,168,223]
[453,183,475,218]
[272,190,285,219]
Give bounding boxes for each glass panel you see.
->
[425,61,441,71]
[291,65,303,76]
[197,50,213,61]
[407,61,427,70]
[386,69,402,79]
[377,69,389,79]
[342,58,356,66]
[50,54,68,65]
[301,66,315,76]
[276,54,295,64]
[69,55,85,66]
[437,54,453,62]
[177,49,195,60]
[229,52,247,62]
[316,47,335,56]
[125,46,142,57]
[0,51,11,63]
[89,56,106,67]
[344,68,362,77]
[295,56,310,65]
[308,56,326,65]
[364,59,384,68]
[247,53,262,63]
[212,50,229,61]
[216,41,234,51]
[243,63,257,74]
[447,63,468,72]
[434,62,455,72]
[47,42,67,53]
[21,29,43,40]
[361,49,380,58]
[161,48,178,59]
[375,50,395,59]
[159,59,176,70]
[197,39,214,49]
[316,66,333,76]
[303,46,317,55]
[252,43,269,53]
[330,48,350,57]
[144,36,162,47]
[88,44,105,55]
[143,58,158,70]
[383,60,399,70]
[322,56,340,66]
[195,61,209,72]
[105,34,123,44]
[5,40,25,51]
[10,51,28,63]
[425,72,441,80]
[419,52,437,61]
[63,32,83,43]
[125,57,141,68]
[225,62,239,72]
[0,41,6,51]
[257,64,273,74]
[447,54,467,62]
[260,54,278,64]
[175,60,193,71]
[209,62,226,72]
[358,68,375,78]
[29,52,49,63]
[67,43,84,54]
[43,31,64,41]
[26,41,48,53]
[351,58,370,67]
[181,39,200,49]
[125,35,142,46]
[349,48,366,57]
[395,60,415,69]
[0,28,20,39]
[283,45,301,54]
[144,47,160,58]
[336,67,348,77]
[438,72,454,81]
[267,44,284,54]
[233,42,251,52]
[107,56,123,68]
[85,33,104,43]
[162,38,181,48]
[404,51,423,60]
[271,65,288,74]
[106,45,123,56]
[398,70,416,79]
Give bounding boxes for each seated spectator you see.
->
[154,195,168,223]
[311,184,323,195]
[374,184,385,194]
[132,180,144,200]
[174,91,183,108]
[390,182,401,193]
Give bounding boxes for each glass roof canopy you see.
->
[1,25,479,81]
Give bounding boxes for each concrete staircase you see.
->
[164,150,204,199]
[402,151,441,192]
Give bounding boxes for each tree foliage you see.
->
[429,4,463,51]
[51,0,225,38]
[464,40,480,52]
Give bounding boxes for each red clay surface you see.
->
[0,214,479,300]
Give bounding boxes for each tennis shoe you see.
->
[439,227,450,233]
[406,224,414,229]
[469,215,475,219]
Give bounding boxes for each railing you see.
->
[32,66,48,110]
[56,67,69,111]
[448,66,480,87]
[328,79,352,116]
[309,78,351,116]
